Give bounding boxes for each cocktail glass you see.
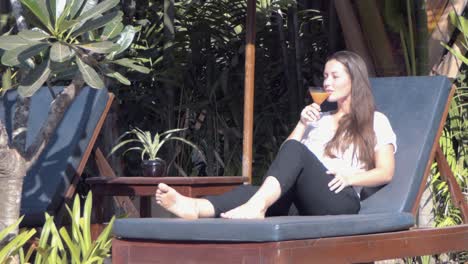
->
[308,86,330,105]
[307,86,330,126]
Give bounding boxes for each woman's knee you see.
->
[280,139,303,150]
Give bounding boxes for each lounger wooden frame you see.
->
[111,86,468,263]
[55,92,117,224]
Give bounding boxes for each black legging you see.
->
[205,140,360,217]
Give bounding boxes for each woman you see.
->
[155,50,396,219]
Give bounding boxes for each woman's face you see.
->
[323,59,352,103]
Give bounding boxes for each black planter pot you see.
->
[141,158,167,177]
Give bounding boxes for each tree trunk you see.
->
[333,0,376,76]
[0,149,26,233]
[355,0,400,76]
[0,76,84,237]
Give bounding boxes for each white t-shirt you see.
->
[301,111,397,188]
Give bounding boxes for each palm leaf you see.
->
[19,0,54,32]
[111,58,150,73]
[18,58,51,97]
[72,11,123,38]
[101,19,123,40]
[76,56,104,88]
[78,41,114,53]
[1,43,50,66]
[106,25,136,59]
[0,35,37,51]
[72,0,119,29]
[50,42,75,62]
[18,29,50,41]
[104,69,130,85]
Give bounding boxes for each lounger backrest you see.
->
[359,76,451,214]
[0,86,109,227]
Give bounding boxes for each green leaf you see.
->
[71,195,81,241]
[72,11,122,38]
[72,0,97,18]
[51,0,67,22]
[59,228,80,261]
[96,216,115,244]
[107,25,136,59]
[18,29,50,41]
[82,192,92,253]
[55,0,75,31]
[35,214,53,263]
[160,128,187,137]
[449,11,468,36]
[76,56,104,88]
[0,228,36,261]
[101,20,123,40]
[20,0,54,32]
[1,43,50,66]
[2,68,12,90]
[111,58,150,73]
[18,59,51,97]
[70,0,87,18]
[78,41,114,53]
[72,0,119,28]
[50,42,75,62]
[442,42,468,65]
[51,63,78,81]
[104,69,130,85]
[0,35,37,51]
[0,216,23,241]
[58,19,81,33]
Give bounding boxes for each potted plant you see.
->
[109,127,200,177]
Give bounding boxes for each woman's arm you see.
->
[287,103,322,141]
[328,144,395,193]
[287,122,308,141]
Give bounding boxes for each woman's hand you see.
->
[300,103,321,125]
[327,170,352,193]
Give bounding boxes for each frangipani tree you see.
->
[0,0,149,237]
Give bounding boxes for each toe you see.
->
[158,183,169,192]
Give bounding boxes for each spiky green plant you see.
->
[0,216,36,264]
[109,127,201,161]
[0,192,113,264]
[32,192,115,264]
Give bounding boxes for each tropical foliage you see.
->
[0,192,114,264]
[0,0,149,96]
[0,217,36,264]
[426,9,468,263]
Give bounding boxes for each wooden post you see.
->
[242,0,256,183]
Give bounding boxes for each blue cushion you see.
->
[361,76,451,213]
[113,212,414,242]
[0,86,109,227]
[113,76,451,242]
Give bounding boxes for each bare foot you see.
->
[155,183,199,219]
[220,200,266,219]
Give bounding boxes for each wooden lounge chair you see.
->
[0,86,114,227]
[111,76,468,264]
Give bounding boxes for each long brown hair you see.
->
[324,51,376,169]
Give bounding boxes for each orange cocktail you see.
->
[308,87,330,105]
